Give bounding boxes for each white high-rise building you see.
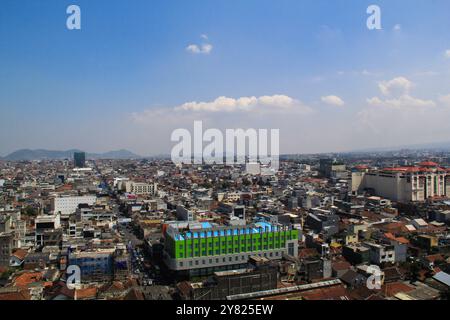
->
[121,181,158,195]
[352,161,450,202]
[53,195,97,216]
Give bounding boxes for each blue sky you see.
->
[1,0,450,156]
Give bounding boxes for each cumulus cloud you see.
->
[366,77,435,111]
[393,24,401,31]
[176,94,312,114]
[321,95,345,107]
[356,76,441,140]
[186,43,213,54]
[378,77,413,96]
[132,94,313,126]
[186,35,213,54]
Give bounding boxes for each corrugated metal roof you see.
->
[226,279,342,300]
[433,271,450,287]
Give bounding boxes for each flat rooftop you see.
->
[171,221,285,241]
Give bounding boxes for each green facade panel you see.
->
[168,228,299,259]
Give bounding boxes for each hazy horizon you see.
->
[3,137,450,159]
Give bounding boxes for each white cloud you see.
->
[200,44,213,54]
[393,24,401,31]
[186,43,213,54]
[321,95,345,107]
[131,94,313,131]
[176,94,312,114]
[367,95,435,110]
[186,44,201,54]
[186,35,213,54]
[130,94,316,155]
[378,77,413,96]
[366,76,435,111]
[356,77,441,141]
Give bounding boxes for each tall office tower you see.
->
[74,152,86,168]
[319,158,346,179]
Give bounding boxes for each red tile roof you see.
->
[419,161,439,167]
[13,272,43,288]
[384,233,410,244]
[381,282,415,297]
[12,249,28,261]
[75,287,97,300]
[381,164,448,173]
[425,254,445,263]
[0,289,31,300]
[332,261,351,271]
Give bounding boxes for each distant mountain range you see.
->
[0,149,142,161]
[3,140,450,161]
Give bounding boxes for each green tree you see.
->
[22,206,38,216]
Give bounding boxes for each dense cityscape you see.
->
[2,0,450,311]
[0,149,449,300]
